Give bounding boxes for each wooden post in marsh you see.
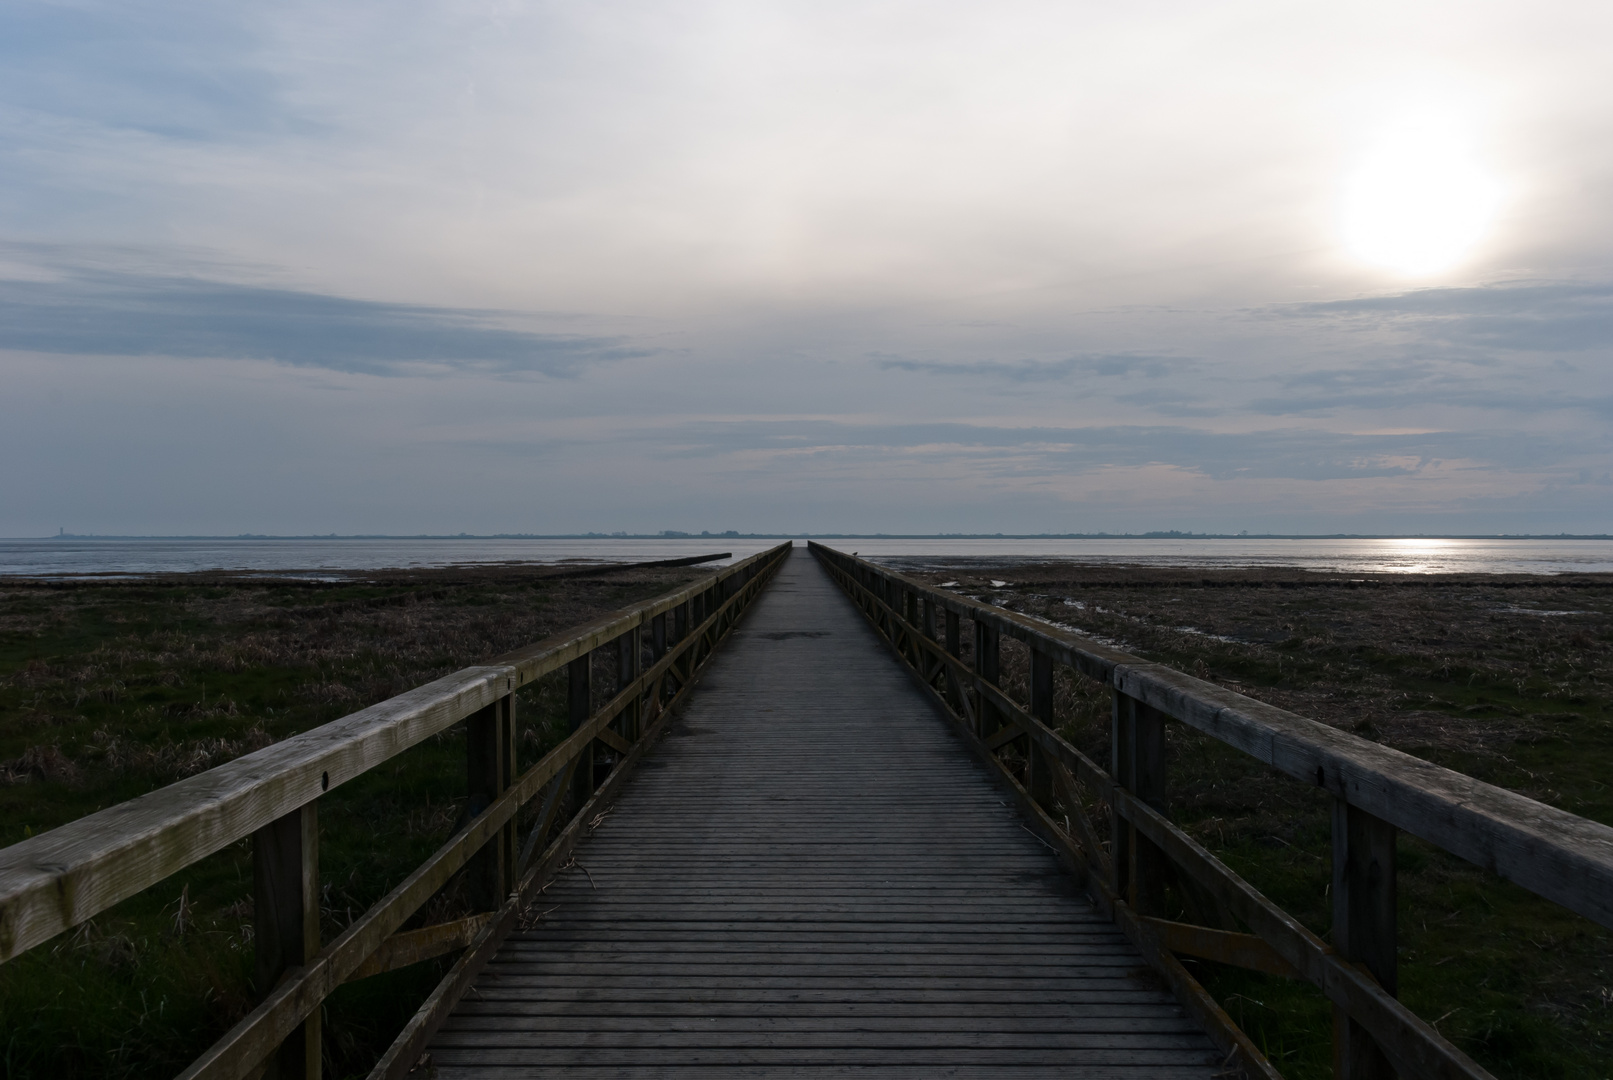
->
[973,620,1000,739]
[617,626,642,742]
[253,802,320,1080]
[466,692,516,911]
[1028,648,1055,808]
[568,653,594,804]
[1112,691,1168,915]
[1333,802,1399,1080]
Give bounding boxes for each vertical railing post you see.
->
[1028,649,1054,808]
[651,610,668,694]
[921,596,939,681]
[1332,801,1399,1080]
[1112,691,1167,914]
[467,690,516,911]
[973,619,1000,738]
[944,609,962,710]
[568,652,594,804]
[673,601,691,679]
[254,801,320,1080]
[617,625,642,742]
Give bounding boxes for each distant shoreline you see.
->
[14,532,1613,542]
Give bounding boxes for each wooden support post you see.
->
[673,602,691,679]
[568,653,593,805]
[1113,692,1168,915]
[920,597,937,678]
[651,612,667,661]
[1029,649,1054,809]
[944,609,963,710]
[466,693,515,912]
[974,620,1000,738]
[254,801,320,1080]
[1332,801,1399,1080]
[617,626,641,742]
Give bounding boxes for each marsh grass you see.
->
[917,563,1613,1079]
[0,566,702,1078]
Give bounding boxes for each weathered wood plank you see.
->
[428,550,1220,1077]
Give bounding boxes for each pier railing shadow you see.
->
[810,541,1613,1080]
[0,543,791,1080]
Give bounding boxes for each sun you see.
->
[1341,113,1502,276]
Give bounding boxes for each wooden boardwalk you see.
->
[429,547,1221,1078]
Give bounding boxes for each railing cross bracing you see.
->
[808,541,1613,1080]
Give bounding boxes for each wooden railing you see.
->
[810,542,1613,1080]
[0,542,792,1080]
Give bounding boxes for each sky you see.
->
[2,1,1611,536]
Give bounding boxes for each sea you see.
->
[2,536,1613,578]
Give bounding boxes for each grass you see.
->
[8,557,1612,1078]
[900,560,1613,1080]
[0,564,704,1079]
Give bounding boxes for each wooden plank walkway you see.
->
[429,547,1221,1078]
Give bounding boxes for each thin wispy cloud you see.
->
[1278,281,1613,354]
[0,268,645,376]
[875,353,1185,382]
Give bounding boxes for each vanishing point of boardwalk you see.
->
[428,548,1221,1077]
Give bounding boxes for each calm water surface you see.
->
[853,537,1613,575]
[2,537,1612,577]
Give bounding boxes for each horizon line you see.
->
[13,531,1613,542]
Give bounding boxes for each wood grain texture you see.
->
[428,549,1220,1079]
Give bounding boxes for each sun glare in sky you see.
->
[1341,113,1503,276]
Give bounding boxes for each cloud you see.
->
[642,418,1571,483]
[1276,280,1613,354]
[0,267,647,376]
[874,353,1185,382]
